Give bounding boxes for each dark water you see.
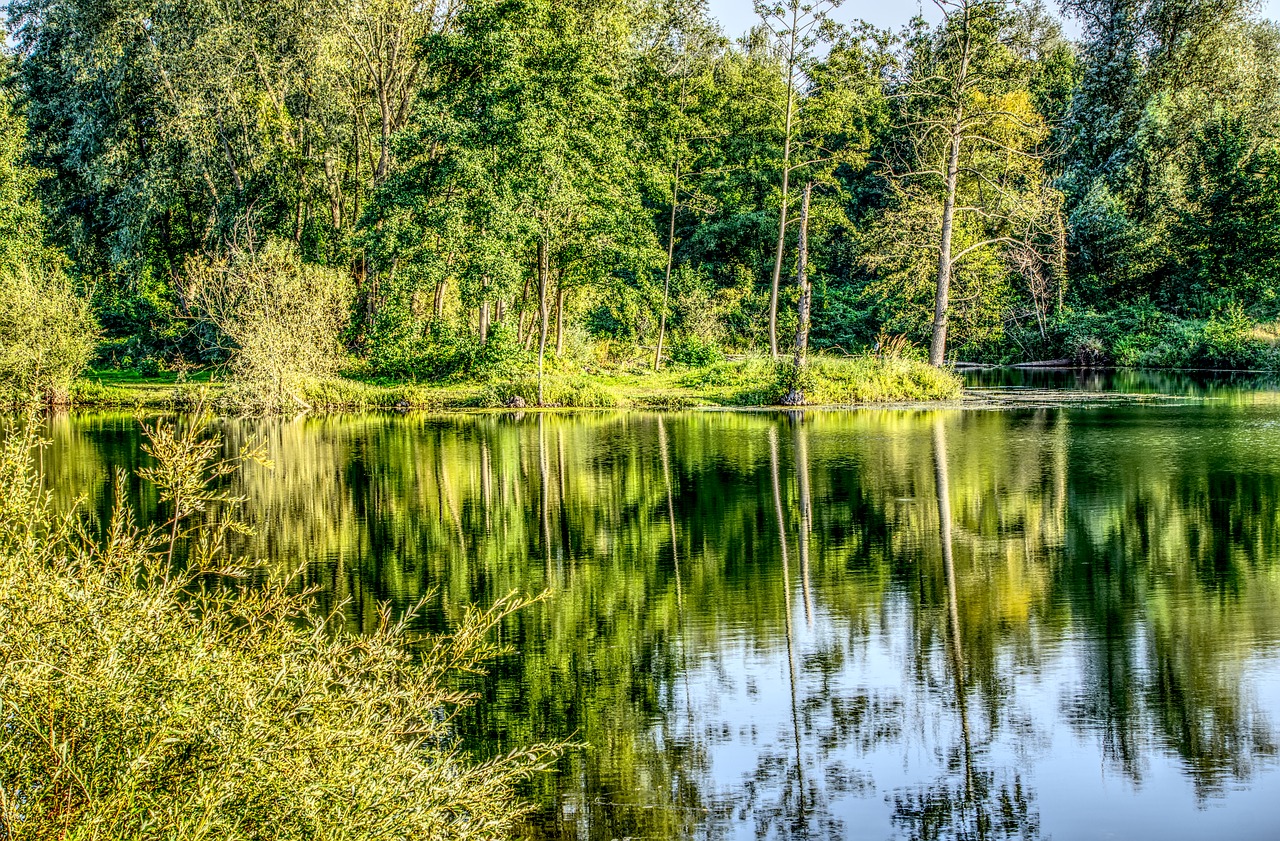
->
[38,378,1280,840]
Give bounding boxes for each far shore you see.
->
[51,358,1257,415]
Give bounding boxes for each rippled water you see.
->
[37,374,1280,840]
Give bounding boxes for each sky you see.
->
[705,0,1280,40]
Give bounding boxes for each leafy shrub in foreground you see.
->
[0,416,554,839]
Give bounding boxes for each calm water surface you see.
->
[39,371,1280,840]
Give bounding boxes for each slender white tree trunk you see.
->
[930,125,962,366]
[655,159,680,371]
[768,4,800,359]
[793,182,813,369]
[537,238,550,406]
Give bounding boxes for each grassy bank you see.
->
[69,354,963,412]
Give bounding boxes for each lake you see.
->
[37,370,1280,840]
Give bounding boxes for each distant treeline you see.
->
[4,0,1280,376]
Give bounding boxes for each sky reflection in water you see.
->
[40,381,1280,839]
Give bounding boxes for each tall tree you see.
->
[1061,0,1280,312]
[872,0,1064,364]
[632,0,726,371]
[755,0,842,358]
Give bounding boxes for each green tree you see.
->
[870,0,1065,364]
[1060,0,1280,313]
[755,0,842,358]
[0,73,95,404]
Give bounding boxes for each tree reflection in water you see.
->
[35,401,1280,839]
[889,417,1040,841]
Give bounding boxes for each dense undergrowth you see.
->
[0,416,554,838]
[1052,303,1280,370]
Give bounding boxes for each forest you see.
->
[2,0,1280,407]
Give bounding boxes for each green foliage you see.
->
[367,318,531,383]
[0,81,97,404]
[0,264,98,405]
[669,333,725,367]
[772,355,963,404]
[1048,302,1280,370]
[7,0,1280,375]
[0,416,555,839]
[184,239,353,410]
[478,372,620,410]
[1061,0,1280,313]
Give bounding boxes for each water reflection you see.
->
[37,402,1280,840]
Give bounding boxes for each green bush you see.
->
[669,333,725,367]
[0,416,555,839]
[1200,302,1256,368]
[1050,301,1280,371]
[768,356,962,405]
[478,371,619,408]
[0,264,97,404]
[368,320,532,383]
[185,239,354,411]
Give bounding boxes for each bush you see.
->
[669,333,725,367]
[0,264,97,404]
[0,416,555,839]
[185,239,353,411]
[1050,301,1280,371]
[368,319,531,383]
[1200,302,1256,368]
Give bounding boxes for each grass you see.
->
[72,369,217,409]
[69,354,963,412]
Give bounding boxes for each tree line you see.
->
[3,0,1279,391]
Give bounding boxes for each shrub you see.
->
[0,416,555,839]
[669,333,725,367]
[185,239,353,411]
[368,319,531,383]
[1200,302,1256,368]
[0,264,97,404]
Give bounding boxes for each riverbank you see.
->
[69,355,964,412]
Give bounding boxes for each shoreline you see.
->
[64,355,966,414]
[53,359,1268,416]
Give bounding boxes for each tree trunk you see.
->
[930,3,973,368]
[375,87,392,183]
[517,270,533,346]
[214,112,244,199]
[767,5,800,360]
[323,151,343,229]
[793,182,813,369]
[930,124,962,367]
[655,159,680,371]
[555,282,567,357]
[433,279,446,321]
[537,238,550,406]
[479,297,491,346]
